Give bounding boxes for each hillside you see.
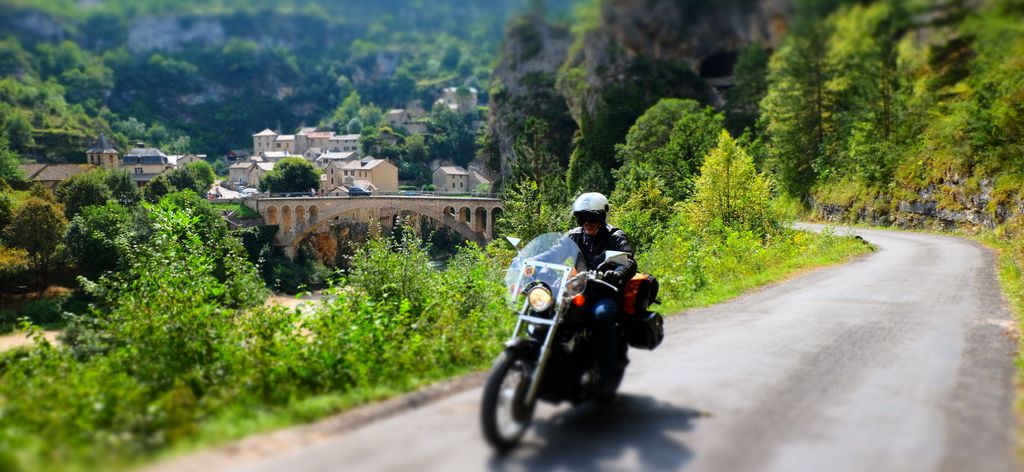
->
[0,0,575,161]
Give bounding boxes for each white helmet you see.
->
[572,192,609,224]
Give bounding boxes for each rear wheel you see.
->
[481,350,535,451]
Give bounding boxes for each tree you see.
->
[760,0,846,197]
[511,117,561,188]
[726,43,770,134]
[143,174,174,203]
[0,136,23,184]
[496,178,570,241]
[346,117,363,135]
[258,158,320,193]
[167,161,216,196]
[65,202,136,279]
[3,113,33,152]
[687,131,779,236]
[28,182,58,203]
[0,191,13,235]
[612,98,723,203]
[105,169,142,206]
[163,135,191,154]
[4,197,67,275]
[56,170,112,218]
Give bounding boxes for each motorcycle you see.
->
[480,232,663,451]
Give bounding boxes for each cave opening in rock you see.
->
[699,50,739,79]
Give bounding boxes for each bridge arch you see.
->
[474,207,487,231]
[282,206,292,234]
[266,206,278,225]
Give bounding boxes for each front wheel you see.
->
[481,350,535,452]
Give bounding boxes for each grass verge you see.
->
[210,202,259,218]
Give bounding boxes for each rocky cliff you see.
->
[487,0,794,189]
[487,16,577,178]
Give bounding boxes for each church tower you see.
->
[86,133,119,170]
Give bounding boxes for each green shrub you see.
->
[686,131,783,238]
[18,296,67,326]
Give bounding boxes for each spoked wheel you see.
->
[481,350,535,452]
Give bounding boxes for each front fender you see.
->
[502,338,541,363]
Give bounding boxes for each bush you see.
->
[18,295,68,326]
[686,131,782,238]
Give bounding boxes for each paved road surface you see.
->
[228,226,1018,472]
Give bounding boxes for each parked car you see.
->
[348,186,372,197]
[240,188,259,198]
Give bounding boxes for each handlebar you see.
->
[588,272,619,293]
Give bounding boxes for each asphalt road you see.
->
[229,226,1018,472]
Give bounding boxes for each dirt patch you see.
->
[0,285,73,312]
[0,330,60,352]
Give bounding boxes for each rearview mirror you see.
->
[506,237,522,253]
[603,250,629,265]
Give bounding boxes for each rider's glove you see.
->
[600,270,622,287]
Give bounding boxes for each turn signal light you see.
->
[572,294,585,307]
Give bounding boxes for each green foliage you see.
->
[258,158,320,193]
[55,170,112,218]
[496,178,570,242]
[511,117,561,186]
[640,217,871,312]
[143,174,174,203]
[4,197,67,275]
[167,161,216,196]
[566,58,709,194]
[608,180,676,253]
[0,136,23,184]
[611,98,723,203]
[687,131,781,237]
[64,202,142,279]
[726,42,770,134]
[0,191,13,235]
[104,169,142,207]
[0,245,30,289]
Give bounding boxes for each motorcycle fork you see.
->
[509,305,564,406]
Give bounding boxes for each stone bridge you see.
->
[242,195,504,258]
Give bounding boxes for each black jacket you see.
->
[567,224,637,285]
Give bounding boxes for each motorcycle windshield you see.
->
[505,232,585,310]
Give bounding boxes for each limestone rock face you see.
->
[486,0,794,178]
[487,17,577,177]
[565,0,793,119]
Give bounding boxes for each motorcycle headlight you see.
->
[527,286,553,312]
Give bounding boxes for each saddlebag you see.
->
[625,311,664,350]
[622,273,659,316]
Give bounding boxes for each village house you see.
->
[259,151,301,163]
[18,163,98,190]
[86,133,119,169]
[167,154,205,167]
[302,147,323,161]
[315,150,359,168]
[432,166,469,193]
[329,134,360,152]
[122,144,174,186]
[228,160,275,188]
[252,128,277,155]
[322,157,398,193]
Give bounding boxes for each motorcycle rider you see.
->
[567,192,637,397]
